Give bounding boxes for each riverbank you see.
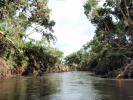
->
[1,56,133,79]
[0,58,78,78]
[0,57,118,78]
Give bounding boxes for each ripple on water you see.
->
[0,71,133,100]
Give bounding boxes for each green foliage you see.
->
[82,0,133,75]
[0,0,64,73]
[64,50,84,66]
[65,0,133,75]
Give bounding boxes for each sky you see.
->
[29,0,105,57]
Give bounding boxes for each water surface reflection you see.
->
[0,72,133,100]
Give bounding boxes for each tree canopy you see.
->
[64,0,133,75]
[0,0,64,73]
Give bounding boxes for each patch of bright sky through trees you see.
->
[28,0,108,57]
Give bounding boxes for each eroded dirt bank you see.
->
[0,58,78,78]
[2,56,133,79]
[0,58,26,78]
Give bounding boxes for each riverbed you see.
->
[0,71,133,100]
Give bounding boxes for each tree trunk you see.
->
[0,31,25,60]
[116,64,133,79]
[0,31,17,48]
[8,49,13,59]
[115,0,129,26]
[124,0,131,23]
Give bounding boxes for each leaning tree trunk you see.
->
[115,0,129,26]
[0,31,26,62]
[0,31,18,48]
[116,64,133,79]
[0,31,24,55]
[124,0,131,23]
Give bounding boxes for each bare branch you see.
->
[115,0,129,26]
[124,0,131,24]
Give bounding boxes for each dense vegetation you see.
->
[1,0,133,76]
[64,0,133,75]
[0,0,64,73]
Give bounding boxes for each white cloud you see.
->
[29,0,106,57]
[48,0,96,57]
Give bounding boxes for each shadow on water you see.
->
[92,78,133,100]
[0,74,63,100]
[0,71,133,100]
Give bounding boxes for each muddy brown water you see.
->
[0,71,133,100]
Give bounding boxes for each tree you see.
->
[0,0,62,73]
[64,50,84,66]
[72,0,133,75]
[0,0,56,47]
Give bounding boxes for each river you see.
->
[0,71,133,100]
